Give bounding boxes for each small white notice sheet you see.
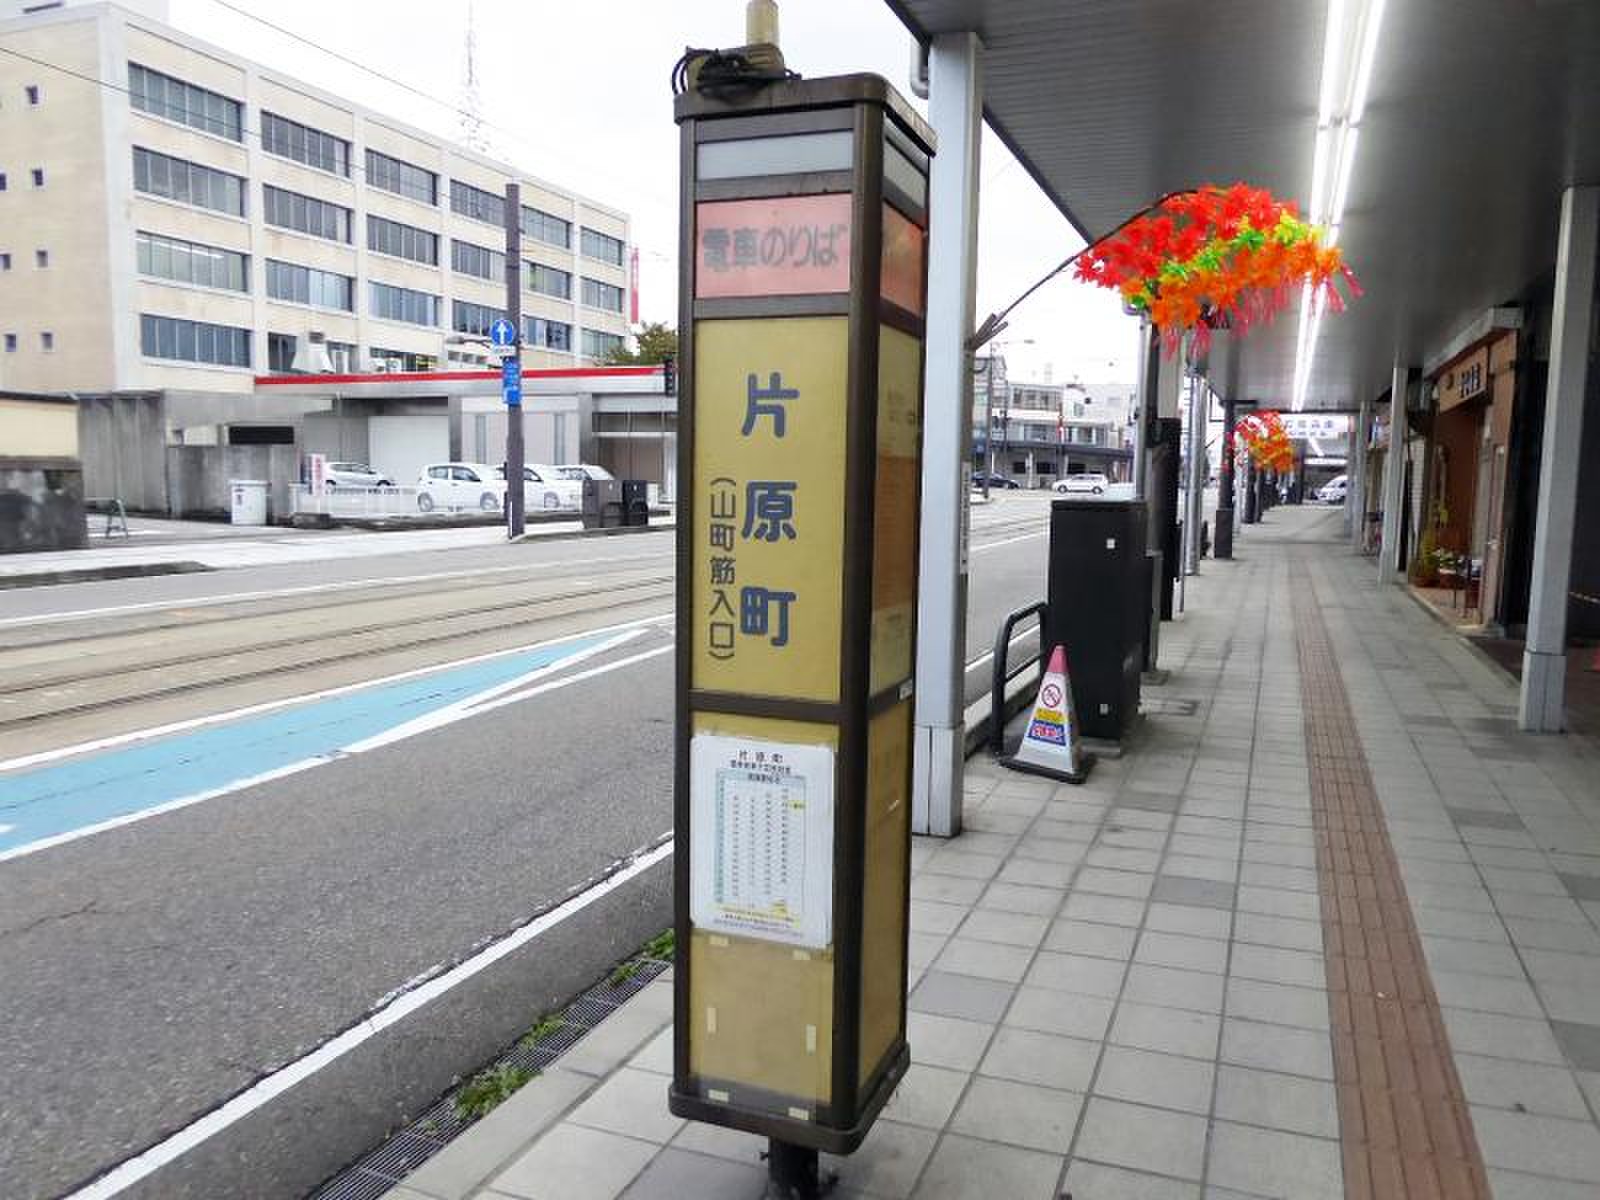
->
[689,734,835,949]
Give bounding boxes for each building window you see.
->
[30,168,43,187]
[3,334,15,352]
[35,249,47,268]
[0,174,6,190]
[25,84,40,105]
[262,184,351,242]
[127,63,241,141]
[527,261,571,300]
[365,149,436,205]
[522,205,570,249]
[261,111,351,176]
[580,276,624,313]
[369,281,439,327]
[133,147,246,216]
[268,332,296,373]
[450,238,504,282]
[525,316,572,352]
[368,214,438,265]
[140,313,252,367]
[369,346,436,372]
[0,254,10,270]
[136,231,248,292]
[452,299,503,337]
[327,340,356,372]
[449,179,504,226]
[579,227,624,265]
[40,331,53,351]
[266,259,353,311]
[580,328,623,360]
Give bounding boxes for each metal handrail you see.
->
[990,600,1047,754]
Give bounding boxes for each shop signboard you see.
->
[672,75,932,1159]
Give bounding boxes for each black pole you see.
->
[504,182,525,539]
[767,1138,825,1199]
[1242,456,1259,524]
[1214,398,1235,558]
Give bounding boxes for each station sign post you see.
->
[670,75,934,1186]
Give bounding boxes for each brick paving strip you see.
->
[1288,560,1493,1200]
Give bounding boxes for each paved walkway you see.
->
[391,505,1600,1200]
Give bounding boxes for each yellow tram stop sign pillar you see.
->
[669,73,934,1177]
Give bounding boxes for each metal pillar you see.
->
[1520,185,1599,732]
[1183,366,1206,576]
[1379,364,1410,582]
[912,30,981,838]
[1132,320,1157,498]
[1214,397,1236,559]
[1349,394,1372,549]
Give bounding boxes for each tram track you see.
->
[0,574,674,732]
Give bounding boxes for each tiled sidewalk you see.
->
[394,505,1600,1200]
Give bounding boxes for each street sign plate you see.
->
[502,358,521,407]
[489,318,517,348]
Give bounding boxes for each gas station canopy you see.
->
[884,0,1600,410]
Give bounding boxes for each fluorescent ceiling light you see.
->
[1348,0,1389,125]
[1317,0,1348,126]
[1329,126,1360,229]
[1310,125,1332,222]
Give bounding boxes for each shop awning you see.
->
[885,0,1600,410]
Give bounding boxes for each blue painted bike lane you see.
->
[0,632,618,858]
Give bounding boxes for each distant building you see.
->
[0,0,635,512]
[974,369,1135,486]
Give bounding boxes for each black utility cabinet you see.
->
[1043,498,1148,741]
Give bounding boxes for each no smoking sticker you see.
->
[1041,682,1063,708]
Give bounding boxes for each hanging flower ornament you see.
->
[1233,410,1296,474]
[1071,183,1359,355]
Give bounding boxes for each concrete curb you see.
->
[511,521,675,546]
[0,559,212,590]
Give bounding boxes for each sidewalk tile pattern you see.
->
[1290,560,1492,1199]
[427,510,1600,1200]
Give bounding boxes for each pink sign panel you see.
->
[695,194,853,298]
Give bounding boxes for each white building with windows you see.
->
[0,0,630,391]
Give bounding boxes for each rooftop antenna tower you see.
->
[459,0,490,153]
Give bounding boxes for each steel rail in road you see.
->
[0,574,676,732]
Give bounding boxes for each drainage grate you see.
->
[307,952,672,1200]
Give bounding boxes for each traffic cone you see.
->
[1001,645,1094,785]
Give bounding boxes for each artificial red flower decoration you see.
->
[1233,410,1296,473]
[1073,183,1359,355]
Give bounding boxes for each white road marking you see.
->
[0,636,670,865]
[970,529,1048,553]
[963,624,1044,673]
[65,835,676,1200]
[0,548,673,628]
[0,613,671,775]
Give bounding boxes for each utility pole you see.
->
[504,181,525,539]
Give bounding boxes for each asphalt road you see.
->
[0,493,1054,1199]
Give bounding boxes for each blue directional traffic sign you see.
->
[489,318,517,348]
[502,357,522,407]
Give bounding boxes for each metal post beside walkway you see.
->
[912,30,982,838]
[1520,185,1598,732]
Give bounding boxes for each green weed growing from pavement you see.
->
[454,1063,534,1120]
[608,960,641,987]
[518,1015,564,1049]
[642,929,675,960]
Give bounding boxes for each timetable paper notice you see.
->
[689,735,835,949]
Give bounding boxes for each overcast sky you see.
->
[172,0,1141,387]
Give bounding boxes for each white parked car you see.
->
[416,462,506,512]
[1053,472,1111,495]
[499,464,583,511]
[1317,475,1349,504]
[555,464,616,483]
[324,461,392,488]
